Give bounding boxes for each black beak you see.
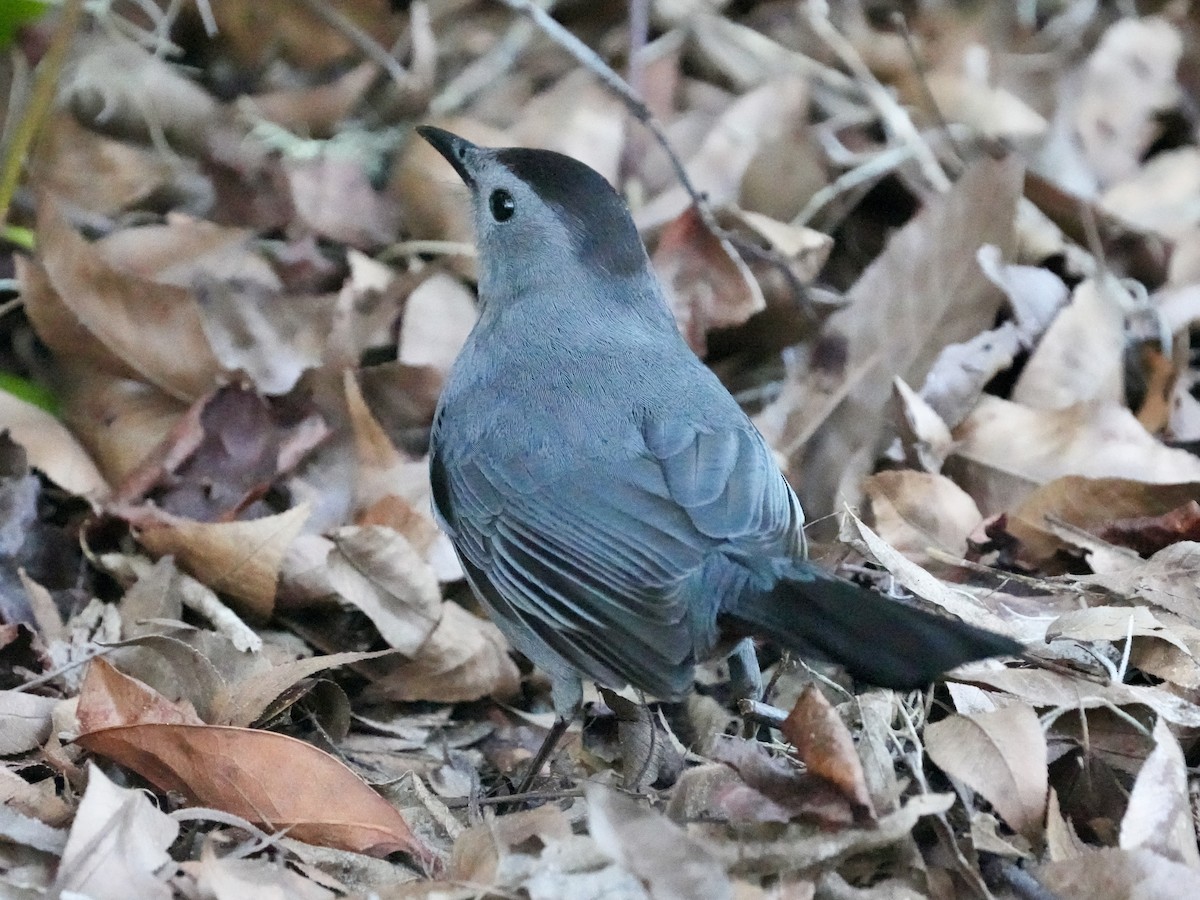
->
[416,125,479,189]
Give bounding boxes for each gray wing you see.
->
[431,413,801,699]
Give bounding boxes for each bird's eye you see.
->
[489,189,515,222]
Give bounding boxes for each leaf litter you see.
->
[2,1,1200,898]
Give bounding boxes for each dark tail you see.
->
[725,562,1022,690]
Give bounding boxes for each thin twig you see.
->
[0,0,87,229]
[492,0,808,305]
[803,0,950,193]
[295,0,411,87]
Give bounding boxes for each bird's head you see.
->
[417,126,651,305]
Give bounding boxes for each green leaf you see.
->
[0,0,53,50]
[0,373,58,414]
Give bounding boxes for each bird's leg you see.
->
[728,637,765,740]
[727,637,764,703]
[513,715,571,797]
[510,675,582,799]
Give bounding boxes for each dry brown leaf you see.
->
[363,603,520,704]
[449,805,572,884]
[586,783,733,900]
[76,723,433,863]
[324,526,442,655]
[924,703,1048,841]
[1102,147,1200,240]
[957,666,1200,728]
[635,76,809,230]
[1045,788,1090,862]
[1055,606,1200,688]
[760,157,1023,521]
[29,113,189,216]
[56,369,187,489]
[77,657,204,732]
[1009,477,1200,565]
[54,763,178,900]
[188,850,338,900]
[924,70,1046,141]
[285,155,399,250]
[781,685,875,822]
[863,471,982,566]
[34,197,224,402]
[0,389,109,501]
[845,510,1019,638]
[211,649,396,728]
[892,377,954,472]
[652,205,765,355]
[1120,718,1200,868]
[122,503,310,620]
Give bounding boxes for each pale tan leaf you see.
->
[863,471,982,566]
[924,703,1048,841]
[122,503,310,620]
[55,763,178,900]
[0,691,59,755]
[35,197,223,402]
[1120,718,1200,868]
[0,390,108,500]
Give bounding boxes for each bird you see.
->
[416,125,1023,792]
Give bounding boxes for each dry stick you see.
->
[295,0,412,87]
[0,0,87,229]
[491,0,804,295]
[803,0,950,193]
[430,4,546,115]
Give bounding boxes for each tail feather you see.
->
[725,563,1022,690]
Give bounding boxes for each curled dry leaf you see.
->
[76,724,433,864]
[1008,477,1200,565]
[924,702,1048,842]
[54,763,178,900]
[324,525,442,655]
[362,603,520,704]
[121,502,310,620]
[652,205,765,355]
[863,470,982,566]
[781,685,875,822]
[1120,717,1200,868]
[33,197,223,403]
[892,377,954,472]
[0,389,109,501]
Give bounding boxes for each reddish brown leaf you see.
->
[781,686,876,823]
[77,723,434,864]
[77,658,204,732]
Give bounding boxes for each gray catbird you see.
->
[417,125,1022,788]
